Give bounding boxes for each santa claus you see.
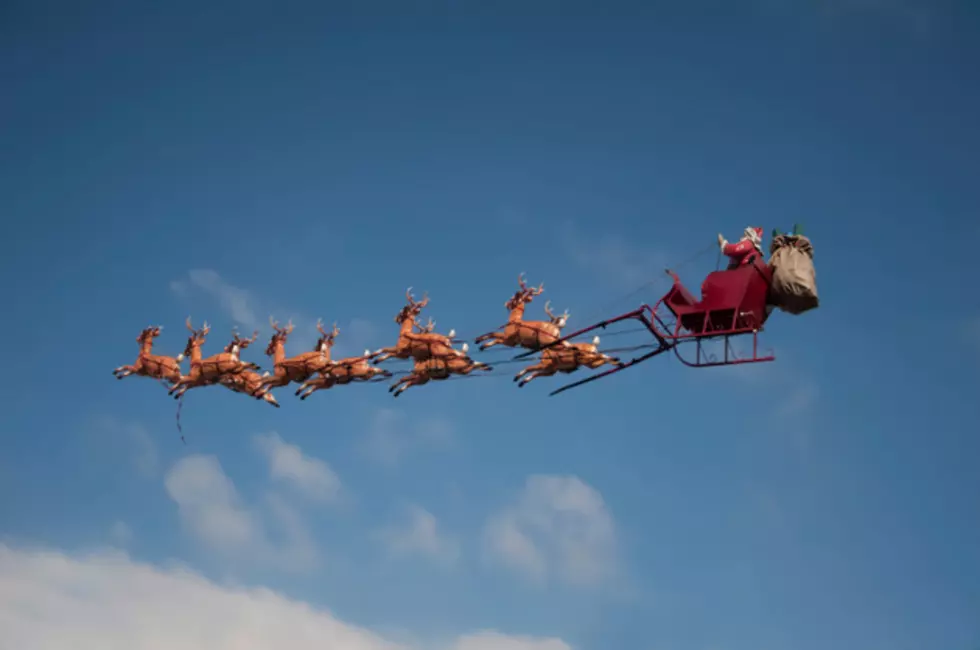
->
[717,226,764,269]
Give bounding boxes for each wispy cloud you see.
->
[253,432,342,504]
[170,269,259,330]
[561,224,664,288]
[163,454,319,572]
[0,544,573,650]
[94,417,158,478]
[108,521,133,546]
[483,475,616,587]
[361,410,456,466]
[374,504,460,566]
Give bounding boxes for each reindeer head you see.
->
[137,325,164,344]
[265,316,294,356]
[505,272,545,310]
[395,287,430,324]
[543,301,570,329]
[183,317,210,357]
[315,319,340,353]
[224,328,259,356]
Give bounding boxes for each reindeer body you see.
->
[513,336,621,387]
[113,327,184,383]
[113,327,185,384]
[389,343,491,397]
[475,275,569,351]
[260,318,335,388]
[295,352,392,400]
[168,320,259,398]
[371,289,461,363]
[221,370,280,407]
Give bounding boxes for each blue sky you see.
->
[2,1,979,648]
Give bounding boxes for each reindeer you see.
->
[219,370,280,407]
[388,342,492,397]
[259,317,337,389]
[474,273,570,351]
[370,288,462,363]
[294,349,393,400]
[168,318,260,399]
[112,325,185,385]
[513,335,622,387]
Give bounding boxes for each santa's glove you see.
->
[717,233,727,249]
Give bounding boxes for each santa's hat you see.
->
[743,226,763,247]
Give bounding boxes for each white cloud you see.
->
[362,410,456,466]
[375,505,460,566]
[170,269,258,329]
[253,432,342,503]
[484,475,616,587]
[108,521,133,546]
[0,544,573,650]
[164,455,257,549]
[452,632,572,650]
[163,455,318,572]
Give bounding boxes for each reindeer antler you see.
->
[532,282,544,296]
[331,322,339,338]
[186,316,195,332]
[518,272,527,291]
[269,315,281,333]
[544,300,555,319]
[242,330,259,346]
[316,318,327,336]
[284,320,294,335]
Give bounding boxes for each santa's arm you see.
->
[722,240,755,256]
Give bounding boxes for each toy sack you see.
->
[767,234,819,315]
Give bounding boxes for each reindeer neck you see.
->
[139,339,154,356]
[190,344,203,362]
[398,319,415,337]
[273,341,287,363]
[508,305,526,322]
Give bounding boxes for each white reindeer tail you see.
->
[592,335,600,346]
[448,328,456,339]
[461,342,470,353]
[176,353,185,362]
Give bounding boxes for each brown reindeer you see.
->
[513,335,622,388]
[259,317,337,389]
[112,325,185,385]
[475,273,569,351]
[220,370,280,408]
[168,318,260,399]
[294,349,393,400]
[370,288,461,363]
[388,342,492,397]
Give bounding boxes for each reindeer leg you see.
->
[262,392,280,407]
[113,365,137,378]
[477,332,508,351]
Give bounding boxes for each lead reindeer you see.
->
[513,335,622,388]
[370,288,461,363]
[388,342,492,397]
[168,319,260,399]
[475,274,569,351]
[260,317,337,389]
[112,325,185,385]
[294,350,393,400]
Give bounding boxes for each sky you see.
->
[1,1,979,649]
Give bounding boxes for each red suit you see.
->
[719,227,763,269]
[701,226,765,302]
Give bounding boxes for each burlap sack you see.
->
[767,234,819,315]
